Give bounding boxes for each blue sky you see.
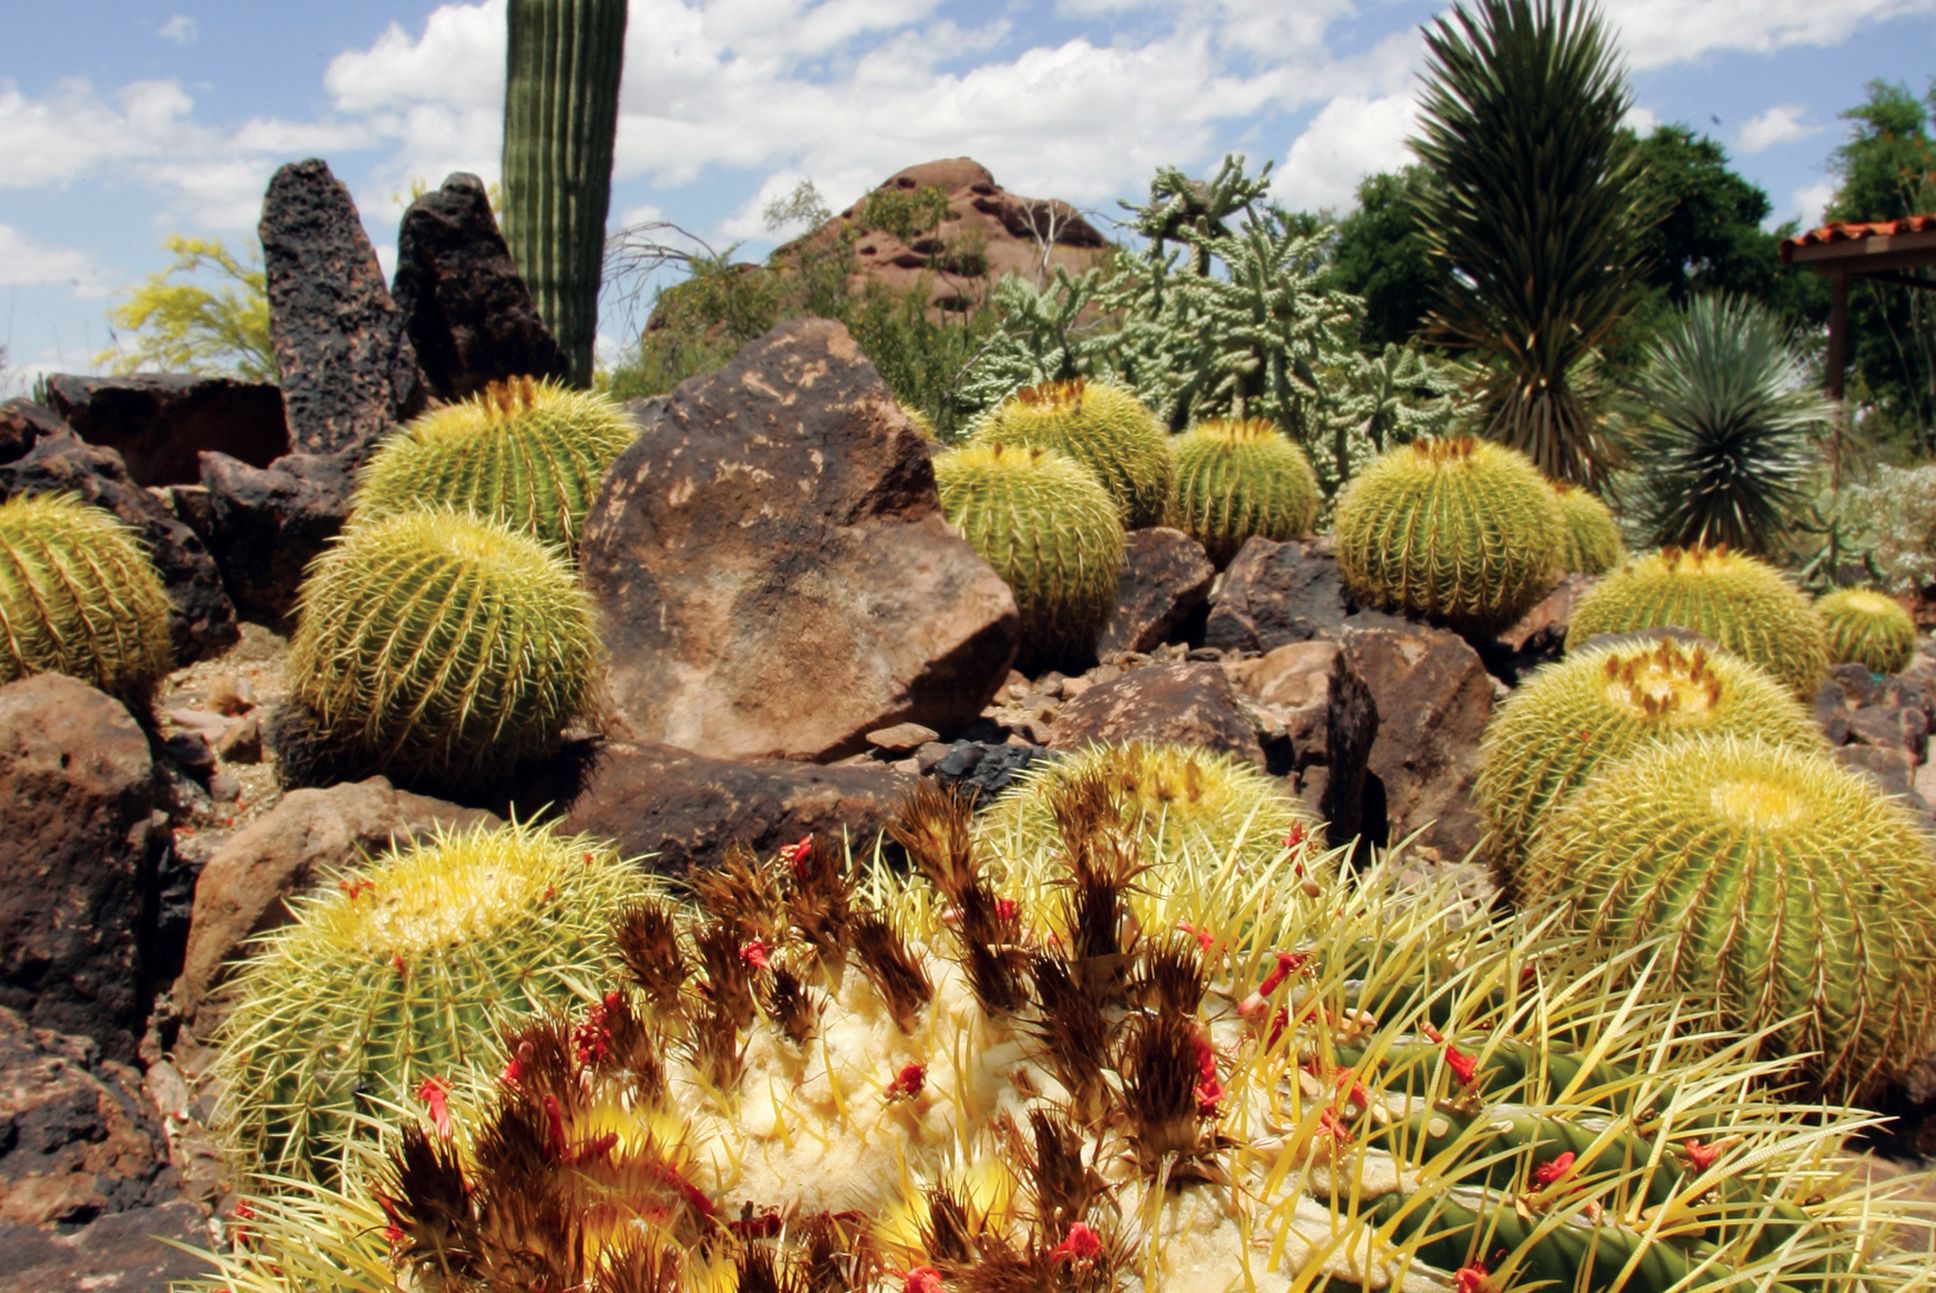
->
[2,0,1933,394]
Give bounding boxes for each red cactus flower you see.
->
[904,1265,945,1293]
[1318,1107,1353,1144]
[1681,1138,1723,1171]
[1531,1150,1575,1189]
[392,953,407,981]
[338,878,374,901]
[884,1062,925,1101]
[1443,1040,1479,1088]
[739,938,771,971]
[1176,920,1215,952]
[414,1075,452,1139]
[994,896,1018,924]
[781,834,815,875]
[1052,1221,1104,1264]
[1454,1259,1490,1293]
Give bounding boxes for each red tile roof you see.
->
[1782,213,1936,261]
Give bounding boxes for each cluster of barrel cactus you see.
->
[971,378,1170,527]
[187,779,1936,1292]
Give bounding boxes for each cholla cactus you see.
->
[191,784,1936,1292]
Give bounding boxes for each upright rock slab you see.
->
[260,158,424,457]
[197,449,354,626]
[581,320,1019,761]
[392,172,568,400]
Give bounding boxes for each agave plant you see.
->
[1411,0,1654,486]
[1617,294,1835,555]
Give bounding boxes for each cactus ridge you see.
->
[933,442,1126,672]
[1165,417,1322,565]
[1477,638,1822,885]
[972,378,1171,527]
[1521,733,1936,1101]
[209,818,652,1186]
[1553,483,1625,575]
[353,375,634,558]
[1565,545,1830,698]
[0,492,172,702]
[1332,437,1565,636]
[287,509,600,790]
[1818,587,1918,675]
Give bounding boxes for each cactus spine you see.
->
[1164,417,1321,565]
[192,788,1936,1292]
[971,378,1171,527]
[1521,734,1936,1101]
[1818,587,1918,675]
[1476,638,1822,886]
[932,442,1125,673]
[0,493,172,703]
[1332,437,1564,636]
[286,510,600,791]
[351,376,635,559]
[1554,482,1624,575]
[209,819,651,1186]
[501,0,627,386]
[1565,545,1829,698]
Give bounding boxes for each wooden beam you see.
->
[1827,271,1848,403]
[1787,228,1936,274]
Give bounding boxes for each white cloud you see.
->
[1738,103,1818,153]
[156,15,197,45]
[1272,94,1418,214]
[1789,181,1836,228]
[0,224,111,296]
[0,78,196,189]
[1600,0,1936,70]
[1623,104,1660,135]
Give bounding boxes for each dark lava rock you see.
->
[1835,744,1927,809]
[260,158,424,457]
[0,675,161,1061]
[1048,661,1266,766]
[928,741,1050,805]
[39,373,286,487]
[562,741,911,878]
[0,1199,207,1293]
[0,400,67,464]
[197,450,355,626]
[0,431,237,663]
[393,172,568,399]
[1202,536,1354,653]
[582,320,1018,761]
[1099,527,1214,656]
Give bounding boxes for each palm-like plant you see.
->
[1619,294,1833,554]
[1411,0,1654,486]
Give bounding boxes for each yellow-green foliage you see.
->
[209,819,651,1186]
[1522,734,1936,1101]
[0,493,172,702]
[896,400,939,441]
[932,442,1125,672]
[1332,437,1564,636]
[976,740,1322,883]
[1554,483,1624,575]
[1164,417,1321,565]
[287,510,600,790]
[1476,638,1822,886]
[1818,587,1918,675]
[352,376,635,558]
[1565,545,1829,698]
[97,234,275,381]
[972,378,1171,527]
[191,794,1936,1293]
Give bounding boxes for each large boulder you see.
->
[1341,623,1493,859]
[1224,640,1377,844]
[1098,527,1214,656]
[0,400,66,464]
[196,449,355,626]
[392,173,568,400]
[0,676,161,1061]
[1202,536,1355,654]
[1048,662,1267,766]
[0,432,237,662]
[581,319,1018,761]
[38,374,285,487]
[174,777,498,1034]
[0,1203,206,1293]
[259,158,424,458]
[563,741,911,877]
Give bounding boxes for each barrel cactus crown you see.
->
[1165,417,1322,565]
[194,786,1936,1292]
[209,819,651,1186]
[1565,545,1829,698]
[1554,483,1624,575]
[1332,437,1564,636]
[932,442,1125,673]
[972,378,1170,527]
[1476,638,1822,885]
[0,492,172,703]
[1522,733,1936,1101]
[286,510,600,791]
[351,375,635,558]
[1818,587,1918,675]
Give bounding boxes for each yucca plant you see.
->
[187,787,1936,1292]
[1617,294,1834,555]
[1411,0,1654,486]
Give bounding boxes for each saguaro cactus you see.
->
[501,0,627,387]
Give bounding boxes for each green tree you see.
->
[1324,167,1450,352]
[1824,79,1936,448]
[99,235,276,381]
[1411,0,1656,485]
